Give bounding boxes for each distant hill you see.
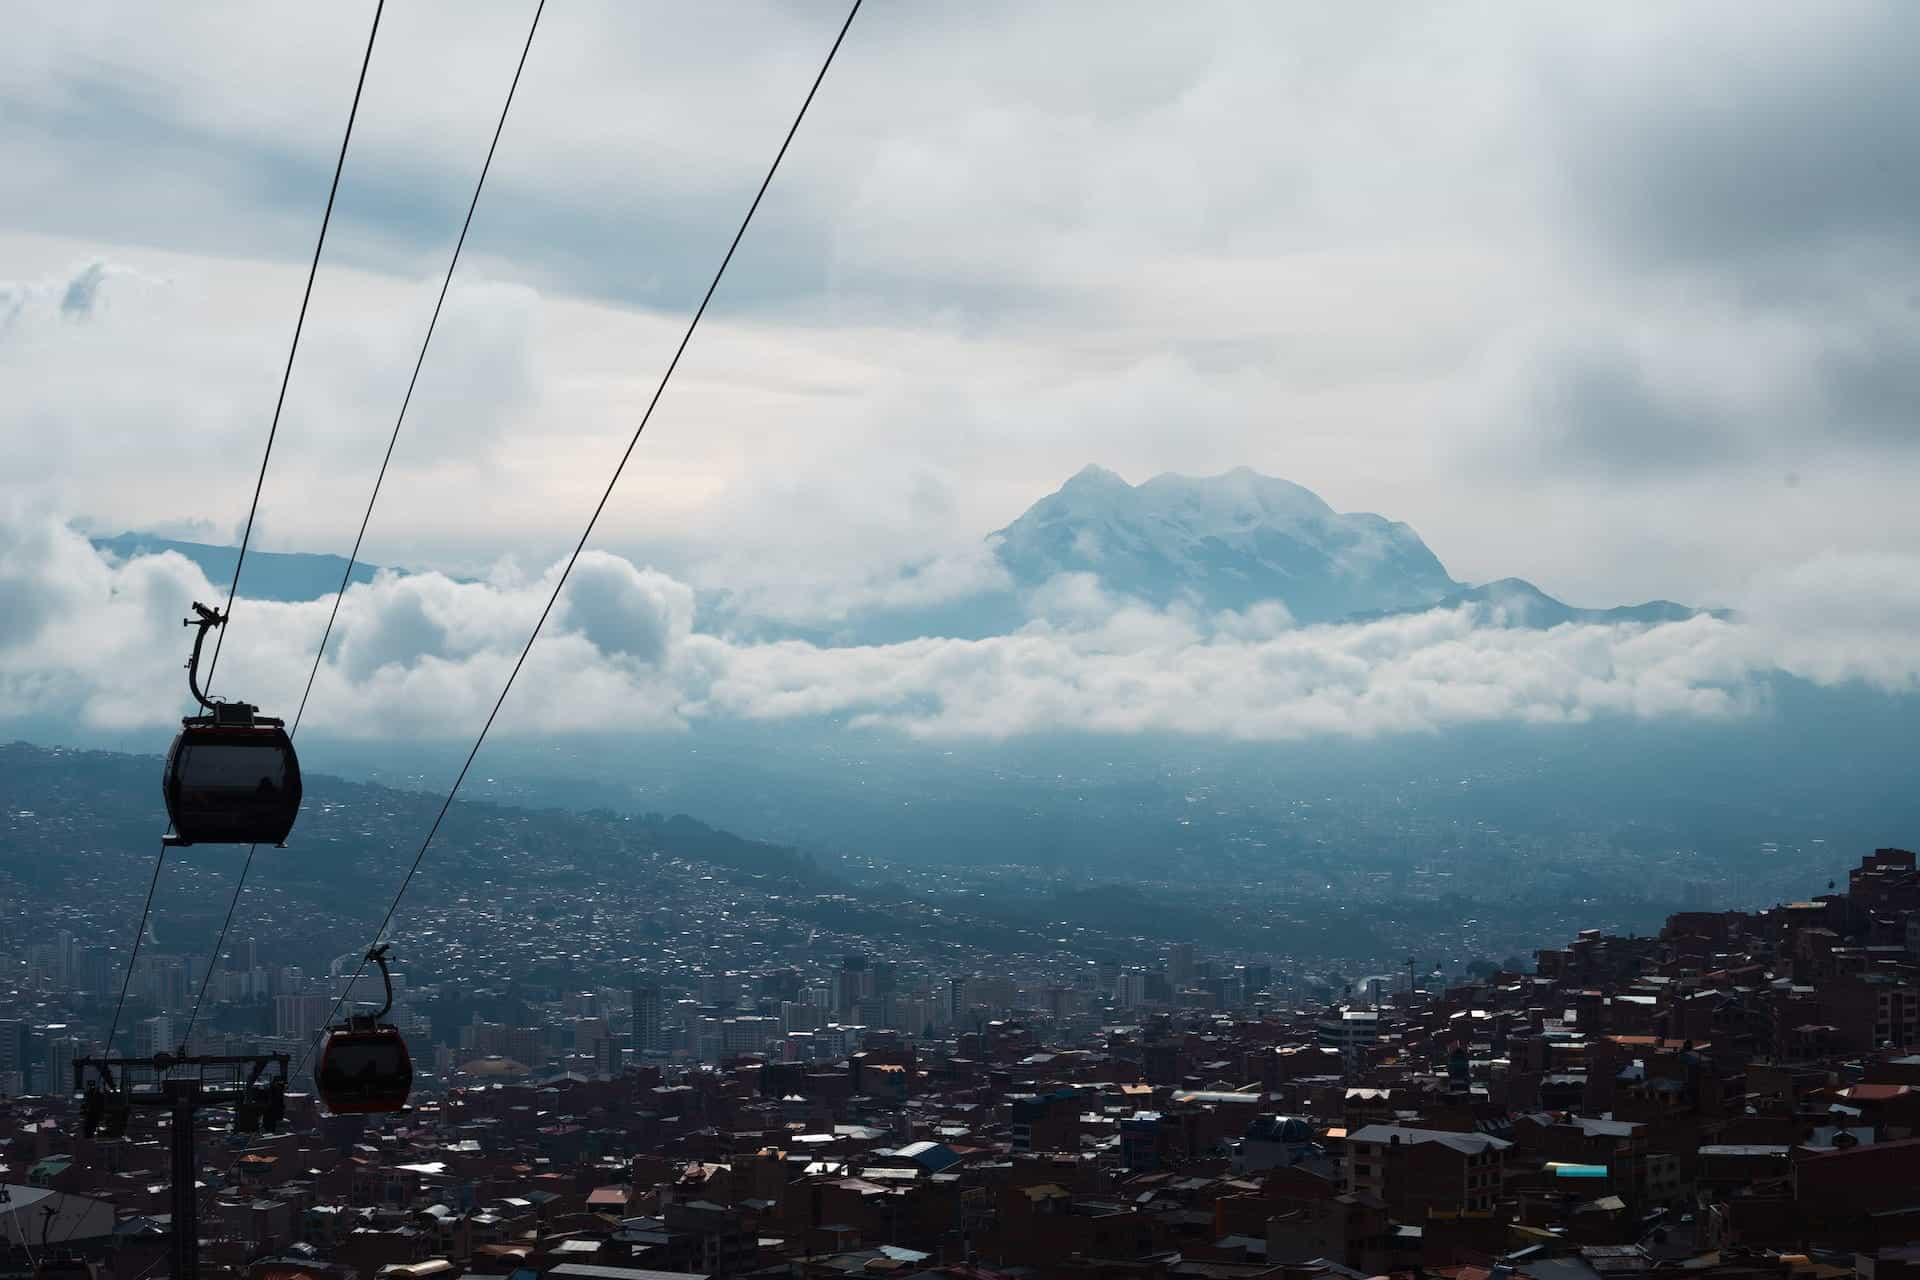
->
[0,739,833,893]
[0,738,840,982]
[1,738,1303,976]
[91,532,383,602]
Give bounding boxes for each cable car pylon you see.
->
[72,1054,289,1280]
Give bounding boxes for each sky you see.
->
[3,1,1919,747]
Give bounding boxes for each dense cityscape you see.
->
[5,736,1919,1280]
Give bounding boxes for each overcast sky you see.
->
[6,0,1917,602]
[4,2,1919,744]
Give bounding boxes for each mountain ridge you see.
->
[1346,576,1729,629]
[94,467,1714,632]
[91,532,384,602]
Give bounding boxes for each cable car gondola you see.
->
[316,944,413,1115]
[162,602,302,847]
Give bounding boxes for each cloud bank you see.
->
[5,514,1915,749]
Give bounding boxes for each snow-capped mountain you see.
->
[991,465,1461,622]
[98,466,1713,640]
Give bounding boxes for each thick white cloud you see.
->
[0,256,547,562]
[0,506,217,729]
[4,514,1916,749]
[559,551,693,663]
[1739,553,1920,693]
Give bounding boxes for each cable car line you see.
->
[176,839,253,1052]
[292,0,546,737]
[293,0,866,1096]
[105,0,383,1066]
[175,0,547,1058]
[101,844,166,1060]
[4,1176,40,1269]
[203,0,386,696]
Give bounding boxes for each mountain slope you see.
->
[990,465,1460,622]
[1353,577,1723,629]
